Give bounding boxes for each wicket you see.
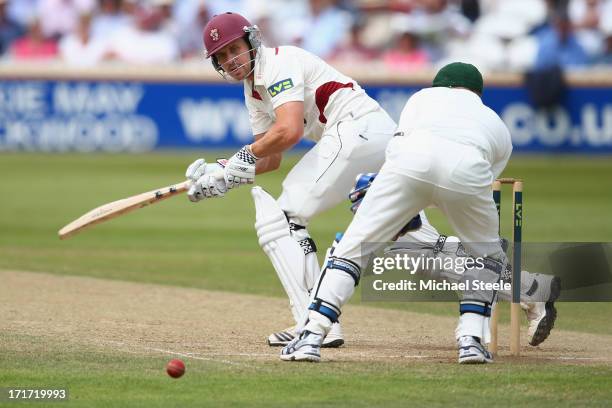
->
[490,178,523,356]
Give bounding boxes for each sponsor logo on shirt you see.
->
[267,79,294,97]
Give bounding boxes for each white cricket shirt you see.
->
[244,46,380,142]
[392,87,513,192]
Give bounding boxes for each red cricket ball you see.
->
[166,359,185,378]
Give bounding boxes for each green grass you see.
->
[1,152,612,406]
[0,153,611,331]
[1,336,611,408]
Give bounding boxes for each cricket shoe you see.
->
[267,323,344,348]
[457,336,494,364]
[267,327,296,346]
[524,276,561,346]
[280,330,323,362]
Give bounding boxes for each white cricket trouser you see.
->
[336,169,503,267]
[304,134,507,341]
[277,108,397,226]
[258,107,396,325]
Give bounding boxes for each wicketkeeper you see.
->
[282,63,521,364]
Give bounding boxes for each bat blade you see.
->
[58,180,191,240]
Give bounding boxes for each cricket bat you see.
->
[58,180,191,240]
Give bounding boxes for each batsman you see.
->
[184,12,397,347]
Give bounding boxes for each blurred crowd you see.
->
[0,0,611,71]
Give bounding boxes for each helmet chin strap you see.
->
[213,46,258,83]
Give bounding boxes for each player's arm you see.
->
[491,123,513,178]
[224,53,304,188]
[250,101,304,158]
[396,91,420,136]
[254,132,283,174]
[223,101,302,187]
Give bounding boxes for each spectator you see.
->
[301,0,353,59]
[0,0,24,55]
[10,18,58,60]
[206,0,249,16]
[467,0,546,71]
[329,20,378,65]
[382,27,430,70]
[175,0,210,57]
[154,0,177,32]
[569,0,606,57]
[409,0,471,61]
[597,3,612,64]
[250,10,282,47]
[459,0,480,22]
[239,0,310,46]
[149,0,181,42]
[121,0,137,15]
[570,0,601,30]
[173,0,199,27]
[59,13,109,66]
[475,0,547,35]
[417,0,472,33]
[38,0,96,38]
[91,0,132,40]
[6,0,38,29]
[355,0,413,13]
[534,9,590,70]
[105,7,178,64]
[546,0,570,12]
[601,34,612,65]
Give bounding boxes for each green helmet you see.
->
[432,62,483,95]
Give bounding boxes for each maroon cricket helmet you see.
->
[203,12,254,58]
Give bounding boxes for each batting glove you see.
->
[185,158,208,182]
[185,158,227,202]
[224,145,258,189]
[188,173,227,201]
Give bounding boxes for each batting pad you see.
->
[252,186,311,324]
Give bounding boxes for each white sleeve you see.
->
[262,52,305,109]
[243,82,274,135]
[396,91,420,135]
[491,123,513,179]
[247,100,274,135]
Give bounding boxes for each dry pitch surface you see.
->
[3,270,611,367]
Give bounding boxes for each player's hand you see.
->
[224,145,258,189]
[185,158,208,182]
[188,173,227,201]
[185,158,227,202]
